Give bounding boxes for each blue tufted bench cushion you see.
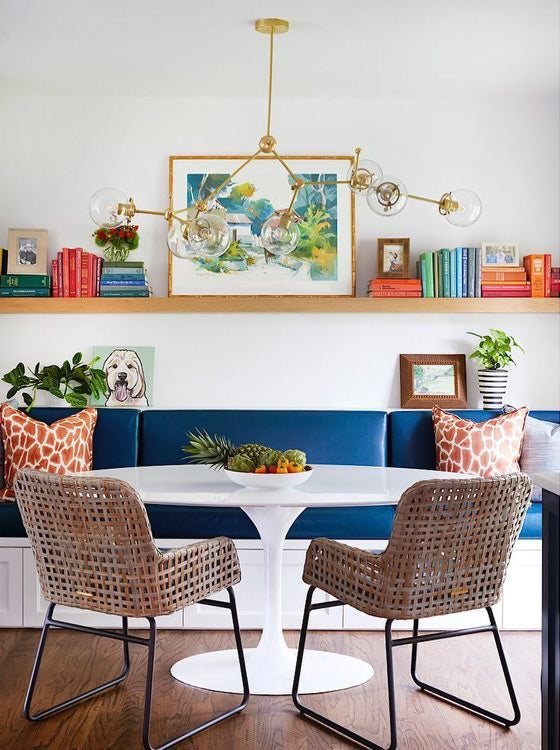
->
[0,407,140,537]
[140,410,391,540]
[388,409,560,539]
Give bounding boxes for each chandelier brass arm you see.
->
[89,17,482,260]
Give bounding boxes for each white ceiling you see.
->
[0,0,558,99]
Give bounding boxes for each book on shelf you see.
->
[100,277,149,286]
[368,290,422,298]
[54,249,104,297]
[482,267,527,282]
[482,283,531,292]
[99,288,150,297]
[101,268,145,276]
[482,290,532,298]
[0,287,50,297]
[0,249,7,276]
[103,261,145,269]
[52,262,58,297]
[455,247,463,298]
[1,274,50,288]
[523,253,551,297]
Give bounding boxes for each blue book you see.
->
[441,249,450,297]
[100,273,147,282]
[462,248,468,297]
[455,248,462,297]
[450,248,457,297]
[475,247,482,297]
[467,248,476,297]
[100,278,148,286]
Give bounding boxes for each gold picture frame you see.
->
[400,353,467,409]
[168,155,356,297]
[7,228,48,276]
[377,238,410,279]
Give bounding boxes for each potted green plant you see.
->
[2,352,106,410]
[93,222,139,262]
[467,329,524,409]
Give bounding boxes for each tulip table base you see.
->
[171,501,374,695]
[170,645,374,695]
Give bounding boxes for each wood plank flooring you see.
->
[0,628,540,750]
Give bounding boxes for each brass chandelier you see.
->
[89,18,482,259]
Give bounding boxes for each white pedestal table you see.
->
[85,464,462,695]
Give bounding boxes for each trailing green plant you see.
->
[467,329,524,370]
[2,352,106,410]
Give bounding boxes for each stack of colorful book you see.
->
[52,248,103,297]
[481,265,530,298]
[419,248,481,298]
[552,267,560,297]
[368,279,422,297]
[0,274,51,297]
[100,261,150,297]
[523,253,553,297]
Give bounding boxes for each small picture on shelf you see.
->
[7,229,48,276]
[377,238,410,278]
[400,353,467,408]
[481,242,519,267]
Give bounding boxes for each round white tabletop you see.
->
[85,464,462,695]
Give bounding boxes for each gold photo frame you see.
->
[7,228,48,276]
[168,155,356,297]
[400,353,467,409]
[377,238,410,279]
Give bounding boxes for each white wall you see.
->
[0,93,558,409]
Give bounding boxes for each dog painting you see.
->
[91,346,155,408]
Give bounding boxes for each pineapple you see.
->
[182,428,268,470]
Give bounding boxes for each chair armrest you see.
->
[303,538,387,616]
[156,536,241,612]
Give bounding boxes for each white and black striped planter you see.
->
[478,369,509,409]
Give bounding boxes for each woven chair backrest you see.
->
[14,469,160,613]
[381,474,532,619]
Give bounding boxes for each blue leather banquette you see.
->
[2,407,557,541]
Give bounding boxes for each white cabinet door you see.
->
[502,544,542,630]
[22,549,183,629]
[0,548,23,627]
[183,547,342,630]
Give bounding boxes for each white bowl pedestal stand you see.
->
[170,492,374,696]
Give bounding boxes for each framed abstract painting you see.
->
[168,155,355,296]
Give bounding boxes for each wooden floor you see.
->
[0,628,540,750]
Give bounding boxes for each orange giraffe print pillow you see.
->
[0,403,97,501]
[432,405,528,477]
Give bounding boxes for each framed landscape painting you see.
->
[400,354,467,409]
[168,155,355,296]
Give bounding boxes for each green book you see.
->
[0,287,50,296]
[423,253,434,297]
[419,254,427,297]
[438,250,444,297]
[101,266,145,275]
[103,261,144,269]
[100,289,150,297]
[433,251,439,297]
[442,249,450,297]
[1,274,50,288]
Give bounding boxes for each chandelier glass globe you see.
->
[347,159,383,195]
[89,187,128,228]
[444,188,482,227]
[187,213,232,257]
[366,176,408,216]
[260,212,300,256]
[166,221,193,259]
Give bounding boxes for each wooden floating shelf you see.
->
[0,297,559,314]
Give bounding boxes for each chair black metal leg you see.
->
[23,603,131,721]
[292,586,397,750]
[410,607,520,727]
[142,586,249,750]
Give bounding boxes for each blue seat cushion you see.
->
[145,503,396,541]
[140,409,389,539]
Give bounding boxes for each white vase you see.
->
[478,369,509,409]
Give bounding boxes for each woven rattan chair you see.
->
[292,474,533,750]
[14,469,249,750]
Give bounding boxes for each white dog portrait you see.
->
[102,349,149,406]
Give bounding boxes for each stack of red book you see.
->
[552,267,560,297]
[51,248,103,298]
[368,279,422,297]
[481,266,530,298]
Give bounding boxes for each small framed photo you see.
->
[7,228,48,275]
[400,354,467,409]
[377,238,410,278]
[481,242,519,267]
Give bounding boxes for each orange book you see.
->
[481,268,527,282]
[523,254,545,297]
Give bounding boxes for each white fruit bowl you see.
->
[224,467,313,489]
